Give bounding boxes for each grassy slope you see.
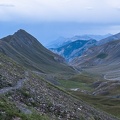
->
[0,52,118,120]
[0,53,48,120]
[69,91,120,118]
[58,73,96,91]
[0,96,48,120]
[58,72,120,118]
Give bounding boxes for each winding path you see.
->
[0,71,29,95]
[104,70,120,81]
[0,71,32,114]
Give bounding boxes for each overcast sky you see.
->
[0,0,120,45]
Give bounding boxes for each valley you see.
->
[48,32,120,119]
[0,30,120,120]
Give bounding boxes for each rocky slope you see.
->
[0,52,118,120]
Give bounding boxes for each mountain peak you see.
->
[17,29,26,32]
[0,30,71,73]
[1,29,41,47]
[14,29,30,36]
[13,29,39,44]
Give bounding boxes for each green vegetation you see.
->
[96,53,108,59]
[68,73,96,83]
[0,97,48,120]
[59,79,92,90]
[70,91,120,118]
[58,72,120,119]
[58,73,96,91]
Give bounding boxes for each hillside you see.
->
[71,39,120,71]
[97,32,120,45]
[71,39,120,80]
[70,39,120,100]
[66,37,120,118]
[0,52,118,120]
[0,29,75,74]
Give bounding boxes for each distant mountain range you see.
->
[46,36,70,48]
[70,34,112,41]
[46,34,112,48]
[48,34,112,61]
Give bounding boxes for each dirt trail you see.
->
[0,71,28,95]
[0,71,32,114]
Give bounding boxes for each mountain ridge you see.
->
[46,34,112,48]
[97,32,120,45]
[0,29,75,74]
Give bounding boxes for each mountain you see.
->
[71,39,120,80]
[0,31,118,120]
[45,37,71,48]
[0,50,118,120]
[97,32,120,45]
[70,34,112,41]
[70,39,120,105]
[0,29,75,74]
[46,34,111,48]
[50,39,97,61]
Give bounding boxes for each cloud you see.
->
[0,0,120,24]
[86,7,93,10]
[116,7,120,11]
[0,4,15,7]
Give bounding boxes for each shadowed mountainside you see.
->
[0,29,75,74]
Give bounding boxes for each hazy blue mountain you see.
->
[70,34,112,41]
[46,37,71,48]
[50,39,97,61]
[46,34,111,48]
